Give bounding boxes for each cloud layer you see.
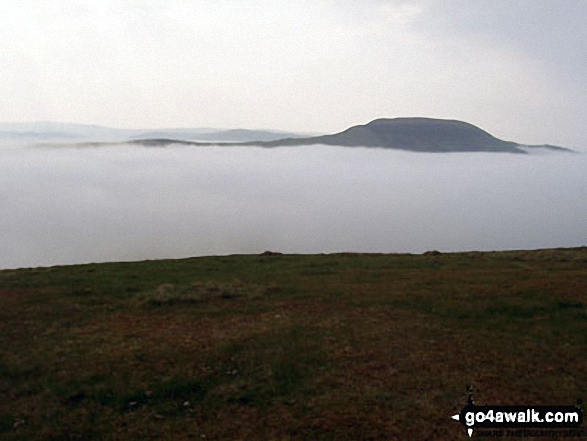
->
[1,142,585,269]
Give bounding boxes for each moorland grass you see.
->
[0,248,586,439]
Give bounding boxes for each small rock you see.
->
[13,419,25,429]
[260,251,282,256]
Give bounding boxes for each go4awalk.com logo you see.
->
[451,386,584,438]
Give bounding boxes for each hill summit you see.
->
[36,117,570,153]
[258,117,566,153]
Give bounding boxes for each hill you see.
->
[256,117,569,153]
[11,118,572,153]
[68,118,571,153]
[1,248,585,439]
[0,122,308,143]
[130,128,307,142]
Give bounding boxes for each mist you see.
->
[1,141,585,269]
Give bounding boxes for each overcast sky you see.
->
[1,0,585,148]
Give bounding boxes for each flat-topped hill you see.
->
[29,118,572,152]
[258,117,568,152]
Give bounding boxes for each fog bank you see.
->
[1,142,585,269]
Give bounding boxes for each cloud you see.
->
[0,142,585,269]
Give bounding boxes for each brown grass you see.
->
[0,248,586,439]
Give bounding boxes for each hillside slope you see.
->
[257,118,558,152]
[1,248,586,439]
[30,118,573,152]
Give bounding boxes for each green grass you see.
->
[1,248,586,439]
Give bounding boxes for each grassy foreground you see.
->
[1,248,586,440]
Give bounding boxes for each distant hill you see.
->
[254,118,570,153]
[130,128,306,142]
[117,118,571,153]
[9,118,572,153]
[0,122,137,140]
[0,122,309,143]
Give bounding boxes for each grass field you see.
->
[1,248,586,440]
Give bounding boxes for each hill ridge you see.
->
[26,117,572,153]
[255,117,531,152]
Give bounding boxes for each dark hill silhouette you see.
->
[255,118,567,153]
[48,117,571,152]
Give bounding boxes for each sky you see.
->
[1,0,586,149]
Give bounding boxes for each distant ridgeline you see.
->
[250,118,571,153]
[11,118,571,153]
[127,118,571,153]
